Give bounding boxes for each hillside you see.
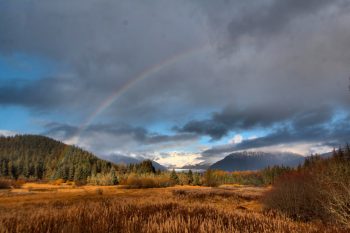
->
[0,135,115,182]
[210,151,305,171]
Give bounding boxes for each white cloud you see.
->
[248,135,258,140]
[154,151,203,168]
[0,130,18,137]
[245,142,333,156]
[229,134,243,144]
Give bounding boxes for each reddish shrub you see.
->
[0,179,12,189]
[263,171,324,221]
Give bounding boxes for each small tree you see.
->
[204,169,218,187]
[193,172,201,186]
[110,167,118,185]
[170,169,179,185]
[187,170,193,185]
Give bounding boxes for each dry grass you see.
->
[172,188,254,202]
[0,184,344,233]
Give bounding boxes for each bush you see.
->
[264,148,350,229]
[201,170,265,187]
[263,171,324,221]
[203,170,219,187]
[313,153,350,228]
[51,179,65,186]
[0,179,12,189]
[95,188,103,195]
[14,179,25,188]
[123,174,173,189]
[0,179,23,189]
[87,173,117,186]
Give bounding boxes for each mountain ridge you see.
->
[210,151,305,171]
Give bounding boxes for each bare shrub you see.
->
[0,179,11,189]
[123,174,173,189]
[51,179,65,186]
[263,171,324,221]
[13,180,25,188]
[313,157,350,228]
[95,188,103,195]
[172,189,251,202]
[264,149,350,229]
[0,179,23,189]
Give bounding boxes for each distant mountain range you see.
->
[209,151,305,171]
[100,154,167,171]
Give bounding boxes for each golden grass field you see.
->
[0,184,344,233]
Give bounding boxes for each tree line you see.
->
[0,135,155,184]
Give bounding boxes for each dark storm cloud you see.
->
[202,107,350,156]
[0,78,80,109]
[44,122,78,139]
[0,0,349,119]
[0,0,209,117]
[178,104,298,139]
[44,122,197,145]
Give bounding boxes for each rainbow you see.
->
[69,43,211,144]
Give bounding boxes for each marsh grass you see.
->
[0,198,334,233]
[0,186,344,233]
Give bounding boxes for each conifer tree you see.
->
[193,172,201,186]
[110,167,118,185]
[187,169,193,184]
[170,169,179,185]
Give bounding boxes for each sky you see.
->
[0,0,350,167]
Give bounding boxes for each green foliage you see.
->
[0,135,166,186]
[110,167,118,185]
[187,170,193,184]
[170,169,179,185]
[261,165,293,185]
[0,135,114,183]
[126,160,156,174]
[192,172,201,186]
[87,172,117,186]
[204,169,219,187]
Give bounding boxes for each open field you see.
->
[0,184,344,233]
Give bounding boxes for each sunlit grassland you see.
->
[0,184,344,233]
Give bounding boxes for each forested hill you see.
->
[0,135,115,182]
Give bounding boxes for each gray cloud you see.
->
[202,108,350,157]
[226,0,332,48]
[44,122,198,157]
[45,122,197,145]
[177,104,299,139]
[0,77,81,110]
[195,0,341,53]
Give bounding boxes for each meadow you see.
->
[0,183,344,233]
